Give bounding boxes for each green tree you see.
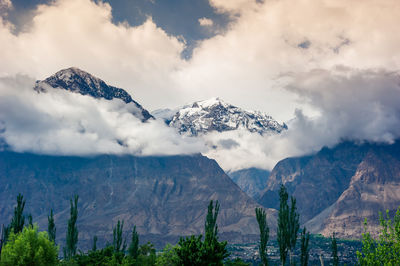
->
[91,235,97,252]
[155,243,179,266]
[255,207,269,266]
[136,242,156,266]
[300,227,310,266]
[288,196,300,265]
[277,185,289,266]
[113,220,127,253]
[0,225,10,256]
[277,185,299,266]
[0,226,58,266]
[10,193,26,234]
[331,232,339,266]
[202,200,229,265]
[357,207,400,265]
[47,209,56,243]
[128,225,139,260]
[64,195,79,259]
[176,235,204,266]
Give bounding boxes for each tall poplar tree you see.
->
[128,225,139,259]
[256,207,269,266]
[64,195,79,259]
[10,193,26,234]
[277,185,289,266]
[300,227,310,266]
[331,232,339,266]
[113,220,127,253]
[48,209,56,243]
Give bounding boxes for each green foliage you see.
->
[202,200,229,265]
[175,200,229,266]
[155,243,179,266]
[331,232,339,266]
[176,235,204,266]
[300,227,310,266]
[113,220,126,253]
[136,242,156,266]
[0,226,58,266]
[277,185,299,266]
[48,209,56,243]
[64,195,79,259]
[128,226,139,260]
[10,194,26,235]
[277,185,289,265]
[255,207,269,266]
[72,245,114,265]
[357,208,400,265]
[92,236,98,252]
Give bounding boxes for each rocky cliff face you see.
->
[34,67,153,121]
[0,151,276,248]
[258,140,400,238]
[228,168,270,199]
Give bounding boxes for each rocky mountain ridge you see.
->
[258,140,400,238]
[0,151,277,249]
[156,98,287,136]
[34,67,153,121]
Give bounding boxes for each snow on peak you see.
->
[33,67,153,121]
[168,98,287,136]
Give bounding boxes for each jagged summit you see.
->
[34,67,153,121]
[166,97,287,136]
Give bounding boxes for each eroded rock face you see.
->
[0,151,276,249]
[228,168,270,199]
[317,148,400,238]
[258,140,400,239]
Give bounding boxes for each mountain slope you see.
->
[228,168,270,199]
[258,140,400,238]
[0,151,277,248]
[34,67,153,121]
[164,98,287,136]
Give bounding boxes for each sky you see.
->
[1,0,400,170]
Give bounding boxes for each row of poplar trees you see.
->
[255,184,339,266]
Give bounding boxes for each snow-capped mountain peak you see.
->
[34,67,153,121]
[166,98,287,136]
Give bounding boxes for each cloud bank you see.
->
[0,75,205,156]
[1,0,400,171]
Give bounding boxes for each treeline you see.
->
[0,185,399,265]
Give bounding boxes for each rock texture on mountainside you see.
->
[0,151,276,249]
[161,97,287,136]
[34,67,153,121]
[258,140,400,238]
[228,168,270,199]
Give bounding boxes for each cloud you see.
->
[0,0,186,109]
[1,0,400,171]
[198,17,213,27]
[0,74,205,156]
[202,67,400,171]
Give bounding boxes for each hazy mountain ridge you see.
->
[34,67,153,121]
[0,151,277,249]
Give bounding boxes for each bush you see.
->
[357,208,400,265]
[0,226,58,266]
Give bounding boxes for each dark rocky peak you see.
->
[34,67,153,121]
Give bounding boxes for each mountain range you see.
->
[1,67,399,244]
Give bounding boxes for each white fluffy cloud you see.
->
[0,75,205,156]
